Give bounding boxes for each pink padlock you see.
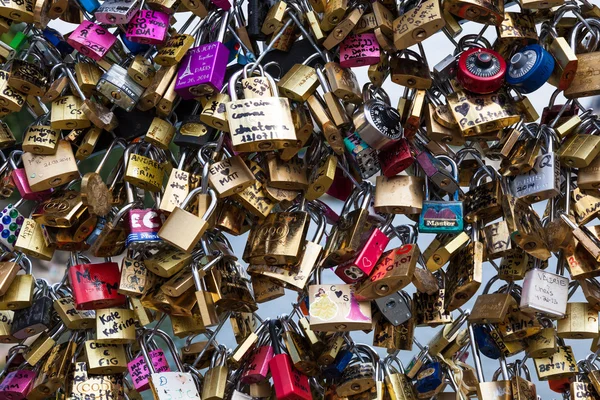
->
[339,33,381,68]
[126,10,169,45]
[0,370,36,400]
[9,152,52,201]
[335,227,390,283]
[67,22,117,61]
[241,344,274,384]
[127,349,170,391]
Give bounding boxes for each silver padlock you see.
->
[96,64,145,112]
[520,265,569,318]
[352,83,402,150]
[95,0,141,24]
[511,126,560,204]
[374,290,412,326]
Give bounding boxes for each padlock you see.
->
[68,255,126,310]
[374,290,412,327]
[14,218,54,261]
[391,50,432,91]
[422,231,469,272]
[353,83,402,150]
[444,223,483,311]
[67,22,117,61]
[268,320,312,400]
[469,276,517,324]
[477,358,513,400]
[308,267,372,332]
[339,33,381,68]
[557,302,599,339]
[10,279,53,339]
[419,157,463,234]
[244,200,309,266]
[94,0,140,24]
[22,140,79,192]
[334,217,392,284]
[199,146,257,197]
[125,9,169,45]
[22,115,59,155]
[462,164,503,224]
[158,187,218,253]
[127,330,171,392]
[96,64,145,112]
[225,65,297,152]
[533,344,578,381]
[84,339,128,375]
[175,11,231,99]
[335,345,376,397]
[393,0,443,50]
[520,267,569,318]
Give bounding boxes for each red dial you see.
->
[457,47,506,94]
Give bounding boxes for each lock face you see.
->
[67,22,116,60]
[97,65,145,112]
[175,42,229,99]
[68,262,126,310]
[457,48,507,94]
[309,284,372,331]
[374,291,412,326]
[520,268,569,318]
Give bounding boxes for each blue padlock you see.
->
[414,361,444,395]
[120,31,151,54]
[85,217,106,247]
[43,28,74,56]
[419,156,463,234]
[473,324,502,359]
[77,0,101,13]
[322,348,353,380]
[506,44,555,94]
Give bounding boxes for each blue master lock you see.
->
[506,44,555,94]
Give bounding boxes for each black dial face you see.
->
[466,50,501,77]
[509,49,537,79]
[369,102,402,139]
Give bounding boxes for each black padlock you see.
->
[11,280,53,339]
[248,0,272,41]
[174,102,218,148]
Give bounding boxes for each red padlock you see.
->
[378,138,415,178]
[456,48,506,94]
[269,320,312,400]
[548,377,571,393]
[68,259,126,310]
[326,166,355,201]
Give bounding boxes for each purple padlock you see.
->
[174,11,230,99]
[210,0,231,9]
[0,370,36,400]
[126,10,169,45]
[67,22,117,61]
[339,33,381,68]
[127,349,170,391]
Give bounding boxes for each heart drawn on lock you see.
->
[454,103,470,116]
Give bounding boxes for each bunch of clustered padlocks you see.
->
[0,0,599,398]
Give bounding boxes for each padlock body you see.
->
[174,42,230,99]
[68,262,126,310]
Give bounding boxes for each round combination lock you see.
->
[353,100,403,150]
[456,47,506,94]
[506,44,555,94]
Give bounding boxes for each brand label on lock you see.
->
[127,209,165,246]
